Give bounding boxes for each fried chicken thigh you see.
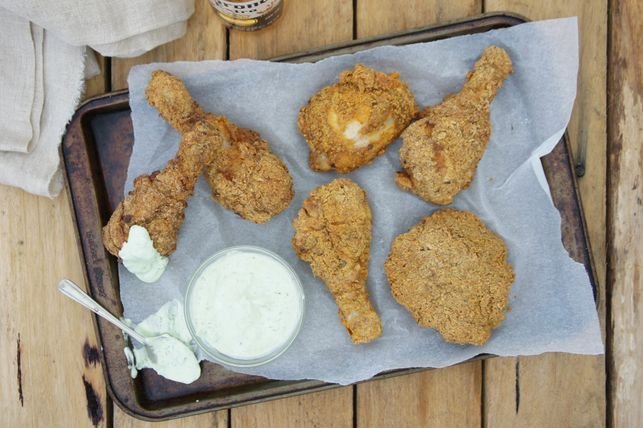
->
[103,121,221,257]
[298,64,416,173]
[385,209,514,345]
[396,46,513,205]
[292,179,382,344]
[146,70,293,223]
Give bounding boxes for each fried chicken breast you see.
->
[385,209,514,345]
[103,121,221,257]
[292,179,382,344]
[298,64,416,173]
[396,46,513,205]
[146,70,293,223]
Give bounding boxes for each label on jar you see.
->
[211,0,280,19]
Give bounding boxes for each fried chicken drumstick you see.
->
[146,70,293,223]
[396,46,513,205]
[292,179,382,344]
[298,64,416,173]
[102,121,221,257]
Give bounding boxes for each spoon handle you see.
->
[58,279,147,345]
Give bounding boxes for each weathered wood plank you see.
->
[228,2,355,427]
[108,2,230,426]
[607,0,642,426]
[113,406,227,427]
[232,387,353,428]
[229,0,353,59]
[485,354,605,427]
[111,0,227,89]
[84,52,107,99]
[357,364,482,428]
[0,51,109,427]
[490,0,607,332]
[356,0,481,38]
[483,0,607,426]
[354,3,483,427]
[112,0,228,428]
[0,188,108,427]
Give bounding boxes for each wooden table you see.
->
[2,0,640,426]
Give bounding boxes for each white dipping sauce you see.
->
[188,250,302,361]
[119,225,168,283]
[133,335,200,384]
[127,300,201,384]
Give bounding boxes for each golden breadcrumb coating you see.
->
[102,120,221,256]
[145,70,202,132]
[292,179,382,344]
[204,114,294,223]
[146,70,293,223]
[396,46,513,205]
[385,209,514,345]
[298,64,417,173]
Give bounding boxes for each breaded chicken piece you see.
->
[396,46,513,205]
[298,64,416,173]
[146,70,293,223]
[103,121,221,257]
[203,114,294,223]
[385,209,514,345]
[292,179,382,344]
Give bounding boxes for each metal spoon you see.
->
[59,279,201,383]
[57,279,172,362]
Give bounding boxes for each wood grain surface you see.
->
[232,387,353,428]
[356,0,481,38]
[0,63,109,428]
[354,2,485,427]
[229,0,353,60]
[1,0,638,426]
[226,2,355,425]
[112,1,355,426]
[357,365,482,427]
[483,1,608,426]
[85,53,107,100]
[111,0,226,89]
[0,192,108,428]
[607,0,642,426]
[113,408,227,428]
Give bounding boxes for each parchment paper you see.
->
[120,17,603,385]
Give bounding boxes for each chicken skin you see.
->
[298,64,416,173]
[103,120,221,257]
[292,179,382,344]
[396,46,513,205]
[146,70,293,223]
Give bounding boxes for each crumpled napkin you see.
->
[0,0,195,197]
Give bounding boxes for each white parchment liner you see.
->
[120,17,603,385]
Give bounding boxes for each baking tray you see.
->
[61,12,597,421]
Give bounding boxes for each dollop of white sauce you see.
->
[133,336,200,384]
[126,300,201,384]
[189,250,302,360]
[118,225,168,283]
[136,299,193,344]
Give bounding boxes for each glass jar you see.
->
[185,246,305,367]
[209,0,284,32]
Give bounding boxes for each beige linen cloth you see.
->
[0,0,195,197]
